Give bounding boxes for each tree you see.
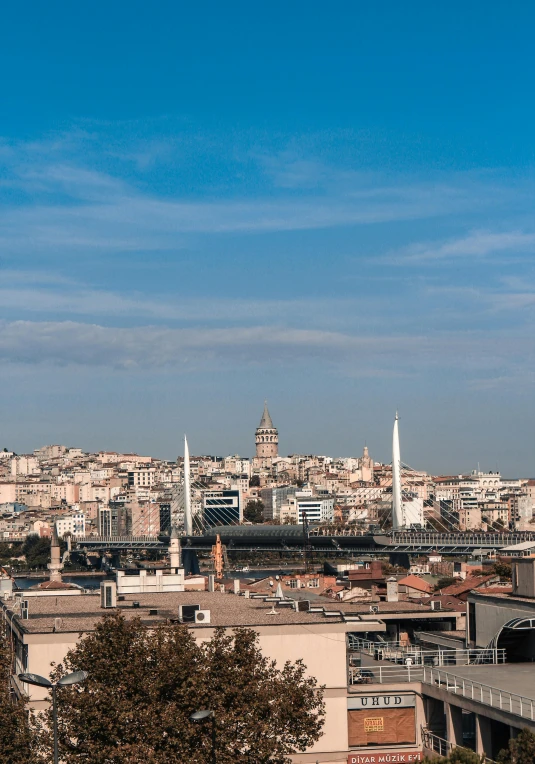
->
[435,577,457,591]
[47,612,324,763]
[21,536,52,569]
[249,475,261,487]
[423,749,485,763]
[492,562,512,581]
[0,621,44,762]
[497,727,535,763]
[244,499,265,524]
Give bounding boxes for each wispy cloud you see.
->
[0,319,532,375]
[0,131,529,260]
[384,230,535,264]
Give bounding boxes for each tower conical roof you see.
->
[258,401,274,429]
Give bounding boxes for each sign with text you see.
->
[364,718,384,732]
[348,694,416,710]
[348,752,423,763]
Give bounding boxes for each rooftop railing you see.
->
[348,637,506,666]
[424,668,535,722]
[421,728,495,763]
[349,665,535,723]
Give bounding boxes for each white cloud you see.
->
[385,230,535,264]
[0,319,532,373]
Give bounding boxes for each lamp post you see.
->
[19,670,88,764]
[190,709,216,764]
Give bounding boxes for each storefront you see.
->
[347,693,418,749]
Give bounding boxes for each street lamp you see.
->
[190,709,216,764]
[19,670,88,764]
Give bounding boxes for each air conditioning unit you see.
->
[431,601,442,611]
[194,610,211,624]
[294,600,310,612]
[369,605,379,614]
[179,604,200,623]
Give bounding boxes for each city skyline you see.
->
[1,3,534,475]
[2,403,529,480]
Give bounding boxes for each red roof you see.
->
[440,576,496,597]
[398,575,432,593]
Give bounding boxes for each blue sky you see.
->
[1,2,534,474]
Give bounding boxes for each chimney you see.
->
[168,526,181,570]
[386,577,399,602]
[208,574,215,593]
[233,579,240,595]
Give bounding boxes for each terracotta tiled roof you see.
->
[397,575,432,593]
[440,576,496,597]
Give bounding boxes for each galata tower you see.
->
[255,401,278,460]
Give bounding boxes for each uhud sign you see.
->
[347,695,416,710]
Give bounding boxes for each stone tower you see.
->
[255,402,278,461]
[48,524,63,583]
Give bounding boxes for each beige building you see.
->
[2,580,468,763]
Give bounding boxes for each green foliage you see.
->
[249,475,261,487]
[47,612,325,763]
[497,727,535,763]
[0,541,23,566]
[21,536,52,568]
[0,621,44,762]
[435,576,457,590]
[492,562,512,581]
[423,747,485,763]
[244,499,265,523]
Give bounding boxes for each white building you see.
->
[55,513,86,538]
[294,494,334,524]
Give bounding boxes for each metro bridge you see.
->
[75,527,535,556]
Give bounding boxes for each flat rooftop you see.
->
[431,663,535,700]
[3,591,355,634]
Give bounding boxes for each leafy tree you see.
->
[0,621,44,762]
[47,612,324,763]
[244,499,265,524]
[497,727,535,763]
[21,536,52,568]
[492,562,512,581]
[435,576,457,590]
[249,475,261,487]
[423,748,485,763]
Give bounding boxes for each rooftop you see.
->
[3,591,355,634]
[398,574,433,593]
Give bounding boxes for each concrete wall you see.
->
[470,593,535,647]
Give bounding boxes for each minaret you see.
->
[255,401,278,461]
[184,435,192,536]
[392,413,403,530]
[168,525,181,571]
[48,524,63,583]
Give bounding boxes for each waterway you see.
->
[13,568,304,591]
